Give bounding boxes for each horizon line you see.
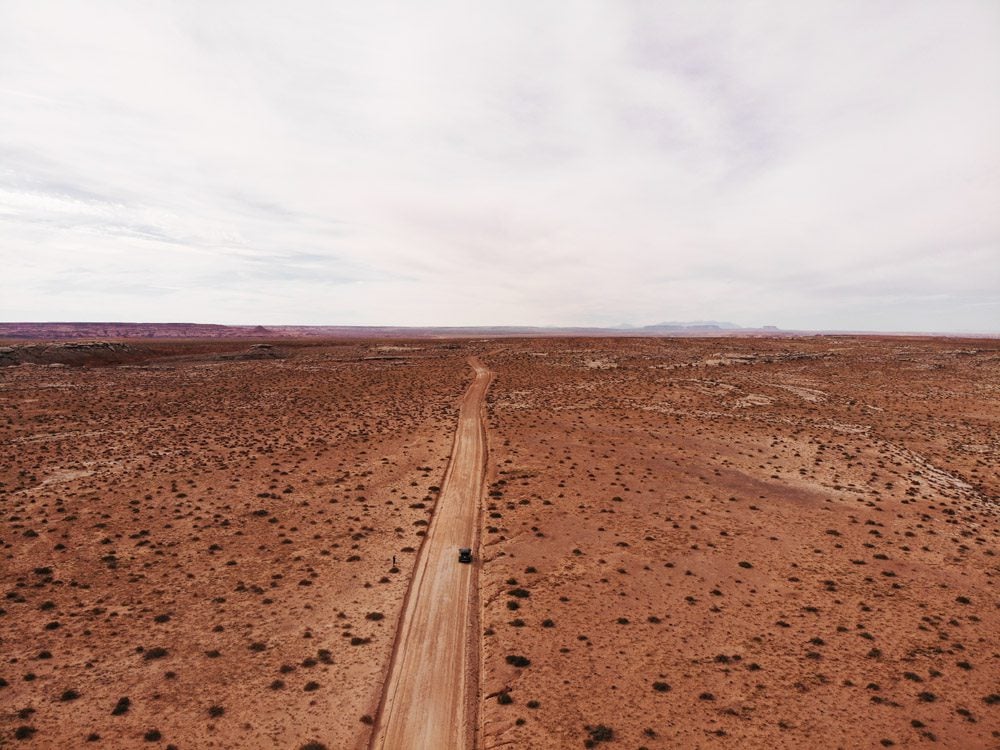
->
[1,321,998,338]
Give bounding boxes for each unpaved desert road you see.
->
[370,358,492,750]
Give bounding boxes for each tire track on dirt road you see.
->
[370,357,492,750]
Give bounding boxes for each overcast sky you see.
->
[1,1,998,331]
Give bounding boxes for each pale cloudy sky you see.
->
[1,1,998,331]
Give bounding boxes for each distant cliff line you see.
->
[1,322,995,340]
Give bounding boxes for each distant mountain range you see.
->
[623,321,780,332]
[0,320,787,340]
[1,321,992,340]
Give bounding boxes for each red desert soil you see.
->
[372,358,491,750]
[2,335,998,749]
[0,340,470,749]
[478,337,999,749]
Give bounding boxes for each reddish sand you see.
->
[478,337,999,749]
[2,336,998,749]
[0,341,469,749]
[372,359,490,750]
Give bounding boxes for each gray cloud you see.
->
[1,0,998,331]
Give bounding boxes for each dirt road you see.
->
[370,358,492,750]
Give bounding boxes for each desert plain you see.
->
[1,335,998,749]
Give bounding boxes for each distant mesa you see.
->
[0,341,137,368]
[638,321,743,332]
[0,321,785,341]
[6,321,990,341]
[0,322,270,340]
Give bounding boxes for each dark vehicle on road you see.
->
[458,547,473,564]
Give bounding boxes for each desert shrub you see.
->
[652,682,670,692]
[112,697,130,716]
[584,724,614,746]
[498,692,513,705]
[143,729,161,741]
[506,655,531,668]
[142,647,168,660]
[60,689,80,701]
[208,706,224,718]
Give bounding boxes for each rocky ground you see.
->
[0,341,468,749]
[2,335,997,749]
[478,337,999,750]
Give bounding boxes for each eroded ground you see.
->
[478,337,999,749]
[0,341,468,749]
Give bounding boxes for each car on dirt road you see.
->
[458,547,473,563]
